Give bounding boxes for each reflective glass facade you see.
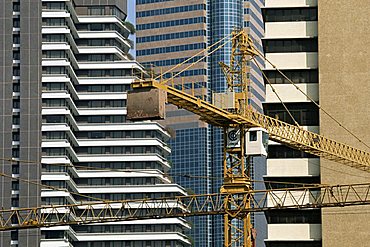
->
[136,1,265,246]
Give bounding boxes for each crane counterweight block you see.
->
[127,81,166,121]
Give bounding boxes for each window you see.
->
[264,69,318,84]
[249,131,257,142]
[263,7,318,22]
[13,51,20,60]
[43,99,66,107]
[10,231,18,241]
[42,147,66,156]
[266,209,321,224]
[42,115,65,123]
[13,3,20,12]
[13,19,20,28]
[263,38,318,53]
[265,241,322,247]
[42,2,66,10]
[268,145,316,159]
[11,198,19,207]
[12,132,20,141]
[43,66,66,75]
[13,84,20,92]
[43,34,66,42]
[13,99,20,108]
[12,164,19,174]
[12,181,19,190]
[12,115,20,125]
[42,82,66,91]
[43,18,66,27]
[13,67,20,76]
[88,6,104,15]
[264,102,319,126]
[43,50,66,58]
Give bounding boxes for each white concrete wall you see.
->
[265,83,319,102]
[265,21,317,38]
[266,190,319,208]
[265,0,317,8]
[268,224,321,240]
[265,52,318,69]
[267,158,320,177]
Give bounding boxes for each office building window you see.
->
[266,209,321,224]
[268,145,316,159]
[263,7,318,22]
[263,38,318,53]
[264,69,318,84]
[264,102,319,126]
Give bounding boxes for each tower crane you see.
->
[1,30,370,247]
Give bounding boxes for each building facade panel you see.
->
[318,1,370,246]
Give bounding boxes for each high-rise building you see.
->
[262,0,370,246]
[318,1,370,246]
[262,1,321,246]
[0,0,190,246]
[136,0,265,246]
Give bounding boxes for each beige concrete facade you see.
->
[318,1,370,246]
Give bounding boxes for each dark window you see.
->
[43,18,66,26]
[12,181,19,190]
[12,115,20,125]
[263,38,318,53]
[266,209,321,224]
[249,131,257,142]
[13,84,20,92]
[12,148,19,158]
[11,198,19,207]
[10,231,18,240]
[264,69,318,84]
[42,115,65,123]
[13,51,20,60]
[268,145,316,159]
[12,164,20,174]
[42,147,66,156]
[13,3,20,12]
[264,177,320,189]
[12,132,20,141]
[266,242,322,247]
[43,34,66,42]
[13,19,20,28]
[263,7,318,22]
[13,67,20,76]
[264,102,319,126]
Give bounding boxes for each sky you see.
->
[127,0,136,57]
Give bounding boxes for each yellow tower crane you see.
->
[126,29,370,246]
[1,30,369,247]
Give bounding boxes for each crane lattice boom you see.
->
[1,183,369,231]
[131,79,370,172]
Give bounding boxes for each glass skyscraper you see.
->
[136,0,265,246]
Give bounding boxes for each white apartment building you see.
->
[1,0,190,246]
